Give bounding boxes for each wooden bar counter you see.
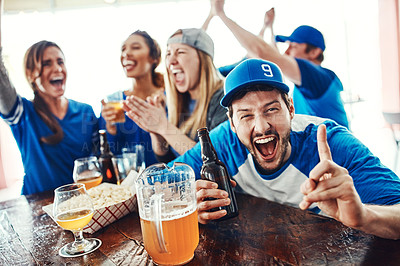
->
[1,191,400,265]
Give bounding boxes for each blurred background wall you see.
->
[1,0,399,197]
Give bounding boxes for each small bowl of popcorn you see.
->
[43,181,137,234]
[83,183,137,233]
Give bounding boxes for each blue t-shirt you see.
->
[172,115,400,211]
[294,58,349,129]
[99,91,158,166]
[1,96,98,195]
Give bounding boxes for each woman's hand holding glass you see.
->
[53,183,101,257]
[102,91,125,123]
[101,100,119,135]
[101,99,119,122]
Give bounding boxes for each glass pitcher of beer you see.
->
[136,163,199,265]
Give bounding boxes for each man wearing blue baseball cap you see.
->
[172,58,400,240]
[204,0,349,129]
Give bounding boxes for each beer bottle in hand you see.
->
[98,130,119,184]
[197,127,238,221]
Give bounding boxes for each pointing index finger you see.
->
[317,124,332,161]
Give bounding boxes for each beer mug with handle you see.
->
[136,162,199,265]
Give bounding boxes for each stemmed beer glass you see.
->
[53,183,101,257]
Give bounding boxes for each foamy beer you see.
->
[136,163,199,265]
[105,91,125,124]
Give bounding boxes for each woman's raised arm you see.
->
[0,0,18,116]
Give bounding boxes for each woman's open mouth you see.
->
[123,59,137,72]
[170,67,185,84]
[49,77,64,90]
[254,136,278,160]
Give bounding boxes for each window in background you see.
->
[1,0,387,195]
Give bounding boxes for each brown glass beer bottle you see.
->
[197,127,238,220]
[98,130,119,184]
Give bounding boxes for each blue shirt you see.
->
[99,91,158,166]
[294,58,349,129]
[1,96,98,195]
[172,115,400,211]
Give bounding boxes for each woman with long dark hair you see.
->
[99,30,164,166]
[0,27,98,194]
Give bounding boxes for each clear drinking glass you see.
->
[122,144,145,173]
[73,156,103,190]
[53,183,102,257]
[104,91,125,124]
[112,154,135,184]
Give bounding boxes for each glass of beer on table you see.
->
[73,156,103,190]
[104,91,125,124]
[136,163,199,265]
[53,183,102,257]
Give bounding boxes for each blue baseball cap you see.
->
[275,25,325,51]
[220,58,289,108]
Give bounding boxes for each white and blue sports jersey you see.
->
[294,58,349,129]
[1,96,98,195]
[172,115,400,210]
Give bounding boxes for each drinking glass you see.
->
[53,183,101,257]
[73,156,103,190]
[104,91,125,124]
[111,154,133,184]
[122,144,145,173]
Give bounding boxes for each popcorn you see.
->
[87,183,133,209]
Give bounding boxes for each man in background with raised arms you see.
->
[204,0,349,129]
